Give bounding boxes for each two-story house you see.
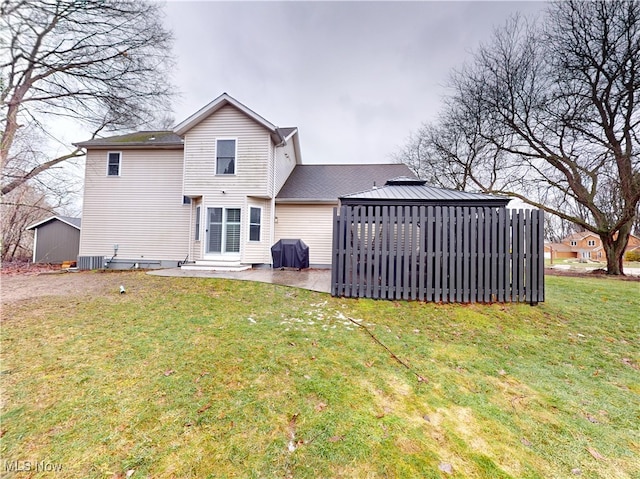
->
[545,231,640,261]
[75,93,413,270]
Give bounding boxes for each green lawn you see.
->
[1,273,639,478]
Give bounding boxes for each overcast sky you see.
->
[163,1,546,165]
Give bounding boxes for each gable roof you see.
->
[26,216,81,231]
[174,92,291,144]
[564,231,599,241]
[276,164,415,203]
[340,177,511,206]
[74,131,183,149]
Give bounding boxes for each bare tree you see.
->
[1,0,175,196]
[398,1,640,274]
[1,182,54,261]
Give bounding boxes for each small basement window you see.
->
[107,152,121,176]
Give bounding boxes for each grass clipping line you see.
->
[346,316,428,383]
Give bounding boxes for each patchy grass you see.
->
[1,273,639,478]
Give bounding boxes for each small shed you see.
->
[332,178,544,303]
[26,216,81,264]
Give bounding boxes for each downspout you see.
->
[188,199,193,262]
[270,139,277,268]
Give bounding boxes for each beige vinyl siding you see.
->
[243,198,272,264]
[196,197,273,264]
[183,104,272,198]
[274,204,336,266]
[80,149,189,260]
[182,104,277,264]
[274,138,297,195]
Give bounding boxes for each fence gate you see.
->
[331,205,544,303]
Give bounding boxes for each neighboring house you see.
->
[75,93,414,269]
[26,216,81,264]
[544,231,640,261]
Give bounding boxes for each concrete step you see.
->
[180,261,251,272]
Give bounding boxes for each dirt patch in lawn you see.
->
[1,269,126,308]
[544,267,640,281]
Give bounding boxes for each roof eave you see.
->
[73,142,184,150]
[26,216,81,231]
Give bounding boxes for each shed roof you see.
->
[276,164,415,203]
[74,131,184,149]
[26,216,82,231]
[340,177,510,207]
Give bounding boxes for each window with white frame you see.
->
[216,139,236,175]
[570,240,577,246]
[249,207,261,241]
[587,239,596,246]
[195,206,201,241]
[107,152,121,176]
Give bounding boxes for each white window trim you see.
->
[248,206,262,242]
[107,151,122,177]
[215,138,237,176]
[195,205,201,242]
[204,206,242,258]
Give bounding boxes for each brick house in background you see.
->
[544,231,640,261]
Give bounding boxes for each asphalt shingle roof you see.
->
[276,127,297,139]
[276,164,415,202]
[74,131,184,149]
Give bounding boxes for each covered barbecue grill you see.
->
[271,239,309,269]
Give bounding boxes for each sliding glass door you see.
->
[206,207,240,255]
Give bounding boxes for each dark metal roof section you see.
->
[276,164,416,203]
[74,131,184,149]
[340,179,510,207]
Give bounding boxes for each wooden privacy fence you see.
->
[331,205,544,303]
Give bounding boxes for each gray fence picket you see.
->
[403,206,411,300]
[470,207,477,303]
[455,207,463,302]
[331,203,544,303]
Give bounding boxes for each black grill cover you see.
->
[271,239,309,269]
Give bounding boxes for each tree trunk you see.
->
[600,221,632,275]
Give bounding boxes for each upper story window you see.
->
[570,240,577,246]
[587,239,596,246]
[216,139,236,175]
[107,152,121,176]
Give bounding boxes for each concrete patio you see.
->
[148,267,332,293]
